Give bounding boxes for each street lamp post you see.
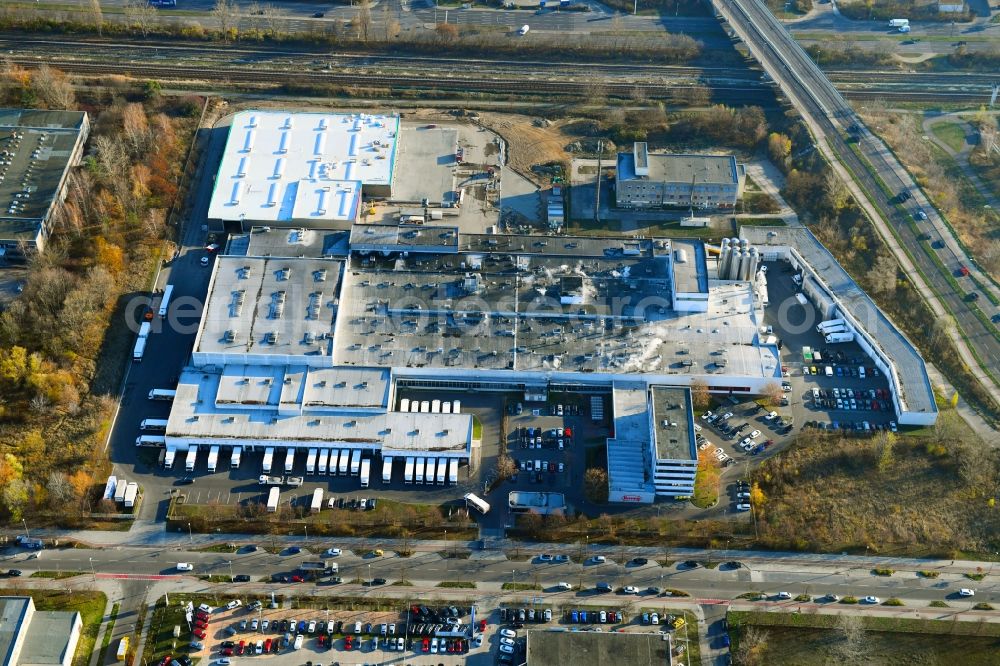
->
[89,557,96,582]
[187,522,193,542]
[22,519,29,540]
[227,560,234,582]
[368,563,372,587]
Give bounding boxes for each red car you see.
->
[564,427,573,437]
[263,638,272,652]
[478,619,487,632]
[193,629,206,640]
[220,648,233,657]
[291,575,304,583]
[422,638,430,652]
[237,641,245,655]
[959,265,970,276]
[344,635,353,651]
[160,658,172,666]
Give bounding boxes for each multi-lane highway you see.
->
[3,542,997,611]
[715,0,1000,403]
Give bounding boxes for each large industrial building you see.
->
[0,596,82,666]
[206,110,465,232]
[151,216,935,501]
[0,109,90,256]
[615,142,745,210]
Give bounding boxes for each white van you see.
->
[176,562,193,571]
[824,366,833,377]
[859,367,866,379]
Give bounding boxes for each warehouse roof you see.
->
[740,225,936,419]
[18,611,80,665]
[229,227,350,258]
[207,110,398,223]
[671,239,709,295]
[0,109,87,243]
[166,368,471,453]
[526,628,671,666]
[0,597,30,666]
[618,149,739,185]
[194,256,343,358]
[350,223,460,253]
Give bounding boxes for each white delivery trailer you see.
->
[285,448,297,473]
[436,459,446,485]
[114,480,128,503]
[123,482,139,508]
[453,400,461,414]
[360,459,371,488]
[266,486,280,512]
[400,398,410,412]
[306,448,318,475]
[231,446,242,469]
[426,458,436,486]
[317,449,329,474]
[404,457,414,484]
[420,400,430,413]
[415,457,425,484]
[103,475,117,501]
[889,18,909,27]
[794,293,808,306]
[448,458,458,485]
[431,399,441,413]
[158,284,174,318]
[816,318,846,333]
[350,449,361,476]
[310,487,324,513]
[164,447,176,469]
[140,418,168,431]
[409,402,419,413]
[826,332,856,344]
[338,450,349,475]
[148,388,176,401]
[819,324,848,335]
[132,336,148,362]
[135,434,165,446]
[442,401,451,414]
[185,446,198,472]
[207,446,219,473]
[262,447,275,473]
[382,456,393,484]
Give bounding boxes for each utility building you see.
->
[616,143,745,210]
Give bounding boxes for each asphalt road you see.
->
[107,118,232,521]
[5,545,997,610]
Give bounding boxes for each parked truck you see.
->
[259,475,283,485]
[306,448,317,474]
[135,434,165,447]
[816,318,846,334]
[889,18,910,32]
[123,482,139,508]
[382,456,393,484]
[133,322,151,361]
[284,447,296,473]
[350,449,361,476]
[148,388,175,401]
[262,447,274,473]
[435,459,446,485]
[825,331,856,344]
[266,486,280,512]
[310,487,324,512]
[164,447,176,469]
[114,480,127,503]
[185,446,198,472]
[231,446,242,469]
[518,24,529,35]
[794,292,808,306]
[140,418,168,431]
[360,459,371,489]
[207,446,220,473]
[404,457,414,484]
[317,449,329,475]
[448,458,458,485]
[116,637,130,662]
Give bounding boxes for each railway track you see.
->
[8,57,989,103]
[4,35,995,101]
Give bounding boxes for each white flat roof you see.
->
[208,110,398,223]
[165,367,471,453]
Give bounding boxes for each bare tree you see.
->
[760,381,783,407]
[123,0,157,38]
[495,454,517,482]
[211,0,238,40]
[868,253,898,297]
[732,625,769,666]
[32,65,76,110]
[381,3,399,41]
[354,0,372,42]
[824,172,850,213]
[260,4,284,38]
[47,471,74,505]
[87,0,104,37]
[833,614,869,662]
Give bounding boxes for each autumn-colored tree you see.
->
[435,23,459,42]
[584,468,609,504]
[32,65,76,110]
[760,381,783,407]
[690,379,711,410]
[496,454,517,481]
[767,132,791,170]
